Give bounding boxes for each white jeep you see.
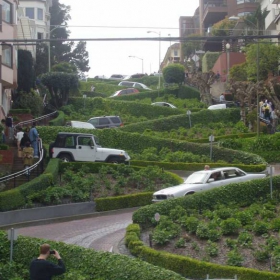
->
[49,132,130,164]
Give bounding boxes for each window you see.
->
[78,137,92,146]
[37,8,43,20]
[174,50,178,56]
[2,0,12,23]
[2,44,12,67]
[99,118,110,125]
[26,8,34,19]
[37,32,43,39]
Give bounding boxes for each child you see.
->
[22,142,34,176]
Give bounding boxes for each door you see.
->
[75,136,96,162]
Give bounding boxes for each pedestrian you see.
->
[29,243,66,280]
[15,127,24,150]
[219,93,225,103]
[263,102,271,121]
[22,141,33,176]
[271,108,278,133]
[5,114,13,140]
[216,71,220,82]
[20,130,31,150]
[204,165,210,170]
[29,122,39,158]
[1,119,6,143]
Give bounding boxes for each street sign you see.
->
[7,228,18,241]
[209,135,215,142]
[186,110,191,116]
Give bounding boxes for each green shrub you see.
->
[205,241,219,257]
[220,218,241,235]
[254,250,270,262]
[235,210,254,226]
[183,216,200,233]
[253,221,269,235]
[226,249,244,267]
[175,238,186,248]
[49,110,65,126]
[196,223,210,239]
[270,218,280,231]
[237,231,253,247]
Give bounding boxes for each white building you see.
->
[17,0,52,57]
[161,43,181,69]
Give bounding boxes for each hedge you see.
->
[0,144,9,150]
[120,108,241,133]
[9,109,31,114]
[37,126,266,165]
[128,176,280,279]
[48,110,65,126]
[0,159,60,212]
[131,161,267,172]
[68,97,184,119]
[0,232,186,280]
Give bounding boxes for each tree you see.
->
[211,17,236,36]
[49,0,90,75]
[182,34,202,58]
[17,50,35,92]
[162,64,185,85]
[51,62,77,73]
[246,41,280,81]
[229,62,248,81]
[41,72,79,108]
[34,43,48,77]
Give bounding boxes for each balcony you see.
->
[202,1,228,28]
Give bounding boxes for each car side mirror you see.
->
[208,178,215,183]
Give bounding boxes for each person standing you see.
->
[219,93,225,103]
[0,119,5,143]
[5,114,13,140]
[29,122,39,158]
[15,127,24,150]
[204,165,210,170]
[29,243,66,280]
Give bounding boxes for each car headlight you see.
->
[166,194,175,199]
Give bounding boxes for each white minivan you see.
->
[118,81,152,91]
[66,121,95,129]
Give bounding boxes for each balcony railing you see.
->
[204,1,227,12]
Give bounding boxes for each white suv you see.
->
[118,81,152,90]
[49,132,130,164]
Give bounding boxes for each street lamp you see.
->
[229,16,260,137]
[47,25,65,72]
[128,55,144,73]
[147,30,161,89]
[226,43,230,83]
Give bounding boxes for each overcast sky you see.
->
[59,0,199,78]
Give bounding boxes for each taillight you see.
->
[120,123,124,127]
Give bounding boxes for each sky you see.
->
[59,0,199,78]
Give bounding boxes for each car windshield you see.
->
[184,172,208,184]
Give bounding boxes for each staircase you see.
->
[4,144,41,190]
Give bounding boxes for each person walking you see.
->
[15,127,24,150]
[5,114,13,140]
[29,122,39,158]
[204,165,210,170]
[22,142,34,176]
[20,130,31,150]
[29,243,66,280]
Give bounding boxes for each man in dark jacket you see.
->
[29,243,66,280]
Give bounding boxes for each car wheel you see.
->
[107,157,120,164]
[185,192,195,196]
[58,154,72,162]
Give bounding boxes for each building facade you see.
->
[161,43,181,69]
[17,0,52,57]
[0,0,18,120]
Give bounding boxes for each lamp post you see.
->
[47,25,65,72]
[128,55,144,73]
[226,43,230,83]
[147,30,161,89]
[229,16,260,137]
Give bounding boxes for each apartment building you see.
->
[161,43,181,69]
[17,0,52,57]
[0,0,18,120]
[199,0,259,35]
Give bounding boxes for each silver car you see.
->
[152,167,266,202]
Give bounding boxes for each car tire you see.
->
[107,157,120,164]
[58,154,72,162]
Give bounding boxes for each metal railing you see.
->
[0,110,58,187]
[0,138,44,185]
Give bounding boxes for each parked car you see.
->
[109,74,126,80]
[151,102,177,109]
[87,116,123,129]
[49,132,130,163]
[123,73,146,80]
[110,88,139,98]
[66,121,95,129]
[118,81,152,91]
[152,167,266,202]
[208,103,236,110]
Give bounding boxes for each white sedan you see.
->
[152,167,266,202]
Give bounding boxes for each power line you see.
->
[1,34,280,43]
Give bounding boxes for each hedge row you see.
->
[68,97,184,119]
[0,232,185,280]
[120,108,241,133]
[0,159,60,212]
[48,110,65,126]
[131,161,267,172]
[37,126,266,165]
[129,176,280,279]
[9,109,31,114]
[0,144,9,150]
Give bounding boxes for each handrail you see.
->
[14,110,58,130]
[0,138,44,183]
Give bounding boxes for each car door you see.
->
[204,171,224,191]
[75,136,96,162]
[99,117,111,128]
